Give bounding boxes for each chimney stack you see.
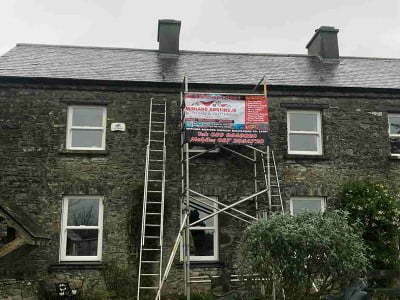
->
[157,19,181,55]
[306,26,339,60]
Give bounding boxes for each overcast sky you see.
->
[1,0,399,58]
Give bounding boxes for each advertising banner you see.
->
[183,93,269,145]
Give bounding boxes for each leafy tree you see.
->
[239,211,369,300]
[339,181,400,271]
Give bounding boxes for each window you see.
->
[185,145,220,153]
[60,196,103,261]
[290,197,326,216]
[66,106,107,150]
[388,114,400,156]
[188,197,219,261]
[287,110,322,155]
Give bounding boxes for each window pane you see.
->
[289,134,318,152]
[189,201,214,227]
[290,113,318,132]
[292,199,322,215]
[389,115,400,135]
[190,229,214,256]
[66,229,98,256]
[67,199,99,226]
[71,129,103,148]
[390,138,400,154]
[72,107,104,127]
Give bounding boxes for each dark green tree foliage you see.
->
[239,212,369,299]
[339,181,400,270]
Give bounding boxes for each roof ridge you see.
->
[14,43,400,60]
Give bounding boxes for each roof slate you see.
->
[0,43,400,89]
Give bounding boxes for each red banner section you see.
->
[183,93,269,146]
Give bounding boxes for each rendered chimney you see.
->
[306,26,339,59]
[157,19,181,54]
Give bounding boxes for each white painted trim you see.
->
[60,196,104,262]
[289,196,326,216]
[181,196,219,262]
[185,145,220,153]
[388,113,400,134]
[287,110,322,155]
[66,106,107,150]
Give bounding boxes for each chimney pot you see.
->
[158,19,181,55]
[306,26,339,60]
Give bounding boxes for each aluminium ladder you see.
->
[259,147,284,218]
[137,98,167,300]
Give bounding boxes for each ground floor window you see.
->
[187,196,219,261]
[60,196,103,261]
[290,197,326,215]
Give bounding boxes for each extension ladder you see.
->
[259,147,284,218]
[137,98,167,300]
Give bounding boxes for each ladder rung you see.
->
[146,213,161,215]
[150,140,164,142]
[139,286,159,289]
[148,190,162,193]
[151,112,165,115]
[152,103,165,106]
[141,273,159,276]
[149,161,163,163]
[151,130,164,133]
[148,179,162,182]
[152,121,164,124]
[143,248,161,251]
[149,170,163,172]
[150,150,163,152]
[145,236,160,239]
[147,201,161,204]
[142,261,160,263]
[146,224,161,227]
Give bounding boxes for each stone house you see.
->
[0,19,400,298]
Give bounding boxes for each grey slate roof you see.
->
[1,43,400,89]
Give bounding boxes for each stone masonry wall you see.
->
[0,81,399,298]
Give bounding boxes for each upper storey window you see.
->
[66,106,107,150]
[388,114,400,156]
[287,110,322,155]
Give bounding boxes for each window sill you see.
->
[284,154,328,160]
[49,262,104,271]
[58,149,109,156]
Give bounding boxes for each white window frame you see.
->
[66,106,107,150]
[60,196,104,262]
[181,196,219,262]
[388,113,400,156]
[289,197,326,216]
[287,110,322,155]
[185,145,220,154]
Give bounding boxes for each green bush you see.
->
[339,181,400,270]
[239,211,369,300]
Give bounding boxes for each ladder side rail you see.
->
[271,150,284,214]
[267,146,272,212]
[260,154,269,216]
[155,213,188,300]
[137,99,154,300]
[253,150,259,219]
[159,101,167,293]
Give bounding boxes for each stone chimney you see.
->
[157,19,181,55]
[306,26,339,60]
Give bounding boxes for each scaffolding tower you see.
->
[153,78,284,300]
